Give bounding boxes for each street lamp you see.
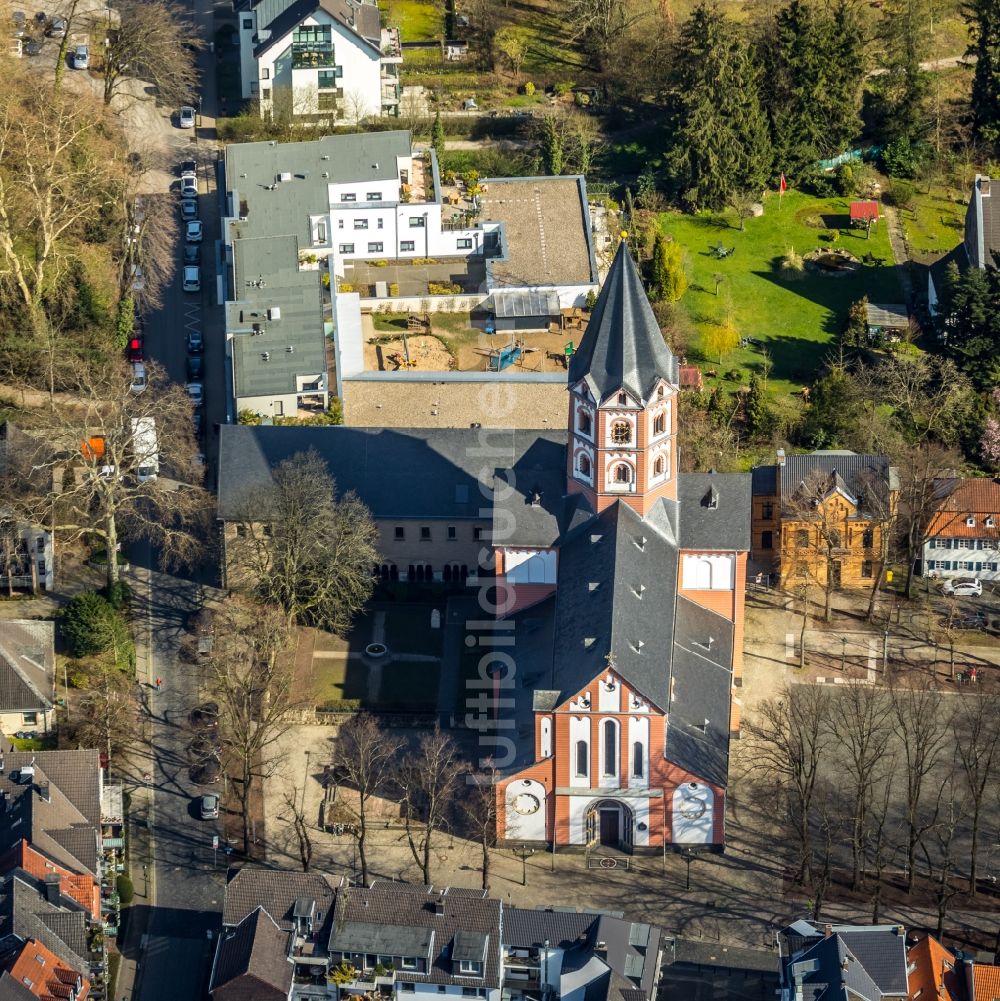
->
[680,848,695,890]
[512,844,534,886]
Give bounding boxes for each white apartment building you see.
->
[235,0,401,120]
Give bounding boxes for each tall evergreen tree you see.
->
[967,0,1000,141]
[867,0,930,141]
[666,4,772,209]
[935,260,1000,387]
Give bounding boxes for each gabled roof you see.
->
[0,872,88,975]
[222,868,341,931]
[549,501,678,711]
[927,477,1000,539]
[210,907,291,999]
[328,883,502,988]
[970,961,1000,1001]
[252,0,381,58]
[0,622,54,716]
[568,244,677,405]
[1,938,88,1001]
[906,936,961,1001]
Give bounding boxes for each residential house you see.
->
[235,0,401,121]
[0,871,91,987]
[750,449,896,590]
[777,920,909,1001]
[218,245,751,851]
[922,477,1000,581]
[965,958,1000,1001]
[0,623,55,738]
[906,935,961,1001]
[0,937,89,1001]
[210,872,663,1001]
[220,131,598,422]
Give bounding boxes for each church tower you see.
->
[566,243,679,517]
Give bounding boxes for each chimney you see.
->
[776,448,786,466]
[43,874,60,904]
[823,924,833,939]
[981,176,991,197]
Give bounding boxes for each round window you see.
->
[512,793,540,816]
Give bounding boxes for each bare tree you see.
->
[865,763,899,924]
[827,682,892,890]
[331,714,403,886]
[4,358,209,589]
[460,763,498,891]
[567,0,650,69]
[741,685,832,884]
[283,791,314,873]
[400,728,462,885]
[890,685,950,892]
[854,466,897,622]
[102,0,201,109]
[0,81,123,337]
[952,694,1000,894]
[921,774,967,939]
[226,450,380,634]
[727,190,758,231]
[895,442,964,598]
[208,601,304,856]
[120,192,179,312]
[72,660,139,767]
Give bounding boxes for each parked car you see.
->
[130,362,147,394]
[126,336,143,361]
[944,578,983,597]
[199,792,220,820]
[192,409,203,437]
[178,105,196,128]
[45,16,66,36]
[180,175,197,198]
[186,382,203,405]
[186,355,203,381]
[183,243,200,265]
[23,38,41,55]
[179,159,197,176]
[71,44,88,69]
[185,220,203,243]
[182,265,200,293]
[180,198,198,222]
[11,11,25,37]
[187,328,203,353]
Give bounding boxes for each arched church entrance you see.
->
[586,800,634,848]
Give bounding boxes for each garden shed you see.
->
[492,290,562,332]
[866,302,909,343]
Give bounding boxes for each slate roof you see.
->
[222,868,341,932]
[217,425,567,523]
[210,907,292,999]
[750,464,777,497]
[927,477,1000,539]
[549,501,678,711]
[502,908,595,949]
[0,973,35,1001]
[0,872,88,975]
[490,467,595,549]
[0,622,54,715]
[568,245,677,404]
[665,597,735,789]
[778,922,908,1000]
[329,883,502,989]
[677,472,751,552]
[252,0,381,58]
[0,752,101,878]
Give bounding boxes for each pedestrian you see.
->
[155,677,162,691]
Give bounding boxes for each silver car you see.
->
[199,793,220,819]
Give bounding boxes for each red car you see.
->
[127,336,143,361]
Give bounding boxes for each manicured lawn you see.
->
[899,186,967,265]
[380,0,441,41]
[312,655,440,709]
[661,191,904,394]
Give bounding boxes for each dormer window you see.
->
[967,517,976,527]
[988,516,995,527]
[611,421,631,445]
[459,961,482,976]
[401,957,417,970]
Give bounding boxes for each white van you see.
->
[131,417,159,482]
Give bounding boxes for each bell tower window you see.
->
[653,456,665,477]
[578,454,591,477]
[617,392,627,405]
[611,421,631,445]
[578,410,592,436]
[653,412,666,435]
[613,464,632,484]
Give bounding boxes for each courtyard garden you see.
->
[661,190,903,396]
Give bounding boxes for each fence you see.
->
[360,293,487,313]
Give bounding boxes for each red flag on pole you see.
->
[779,173,787,194]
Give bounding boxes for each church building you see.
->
[491,244,750,852]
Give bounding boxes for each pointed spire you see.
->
[568,242,676,403]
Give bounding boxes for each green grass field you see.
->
[899,186,967,265]
[313,656,440,709]
[380,0,441,41]
[661,191,903,395]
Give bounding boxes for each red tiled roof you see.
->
[678,365,704,390]
[0,842,99,918]
[850,200,880,221]
[927,478,1000,539]
[906,936,961,1001]
[972,962,1000,1001]
[5,939,88,1001]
